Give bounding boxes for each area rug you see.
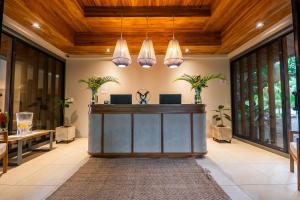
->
[47,158,231,200]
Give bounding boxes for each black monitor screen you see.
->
[110,94,132,104]
[159,94,181,104]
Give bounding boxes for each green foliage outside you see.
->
[241,56,296,121]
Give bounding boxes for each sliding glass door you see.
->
[12,38,65,131]
[0,33,13,113]
[231,32,295,152]
[0,30,65,134]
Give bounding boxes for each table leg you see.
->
[28,140,32,150]
[49,132,53,150]
[17,140,23,165]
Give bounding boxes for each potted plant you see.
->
[212,105,231,127]
[0,112,9,131]
[57,97,74,127]
[211,105,232,142]
[55,97,75,143]
[79,76,119,104]
[175,74,225,104]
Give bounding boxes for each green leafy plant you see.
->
[79,76,119,103]
[175,74,225,104]
[175,74,225,91]
[79,76,119,92]
[57,97,74,108]
[212,105,231,127]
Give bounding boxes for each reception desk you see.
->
[88,104,207,157]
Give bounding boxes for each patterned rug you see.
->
[47,158,231,200]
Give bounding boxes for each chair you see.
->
[288,131,300,191]
[0,131,8,173]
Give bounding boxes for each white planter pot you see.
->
[211,125,232,142]
[55,126,75,143]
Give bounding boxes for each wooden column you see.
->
[267,45,277,144]
[280,37,289,153]
[50,59,56,128]
[256,50,265,142]
[42,55,48,128]
[239,62,247,137]
[248,55,255,139]
[230,62,238,136]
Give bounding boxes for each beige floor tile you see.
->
[241,184,300,200]
[221,185,252,200]
[0,185,56,200]
[16,164,82,186]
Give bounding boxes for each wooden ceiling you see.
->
[4,0,292,55]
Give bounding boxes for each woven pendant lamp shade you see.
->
[137,38,156,68]
[164,38,183,68]
[164,16,184,68]
[112,38,132,68]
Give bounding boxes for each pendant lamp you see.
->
[112,17,132,68]
[164,16,184,68]
[137,17,156,68]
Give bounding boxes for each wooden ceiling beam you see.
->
[74,32,221,46]
[84,6,211,17]
[65,45,221,55]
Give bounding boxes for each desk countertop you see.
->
[90,104,206,114]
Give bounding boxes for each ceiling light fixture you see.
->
[137,17,156,68]
[256,22,264,29]
[32,22,40,29]
[112,17,132,68]
[106,48,110,53]
[164,16,183,69]
[185,48,189,53]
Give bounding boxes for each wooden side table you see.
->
[0,130,55,165]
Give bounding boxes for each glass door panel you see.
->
[285,33,298,134]
[0,34,13,113]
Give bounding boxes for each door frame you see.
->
[292,0,300,136]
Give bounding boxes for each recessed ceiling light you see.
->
[256,22,264,29]
[106,48,110,53]
[32,22,40,29]
[185,48,189,53]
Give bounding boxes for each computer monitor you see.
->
[110,94,132,104]
[159,94,181,104]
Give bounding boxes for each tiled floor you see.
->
[0,138,299,200]
[0,139,89,200]
[197,139,300,200]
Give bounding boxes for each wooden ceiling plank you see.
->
[74,32,221,46]
[4,0,74,48]
[76,0,212,7]
[84,6,211,17]
[203,0,260,32]
[3,0,292,55]
[65,45,220,55]
[218,0,291,53]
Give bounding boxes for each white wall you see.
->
[65,55,231,137]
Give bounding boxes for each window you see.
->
[231,32,294,152]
